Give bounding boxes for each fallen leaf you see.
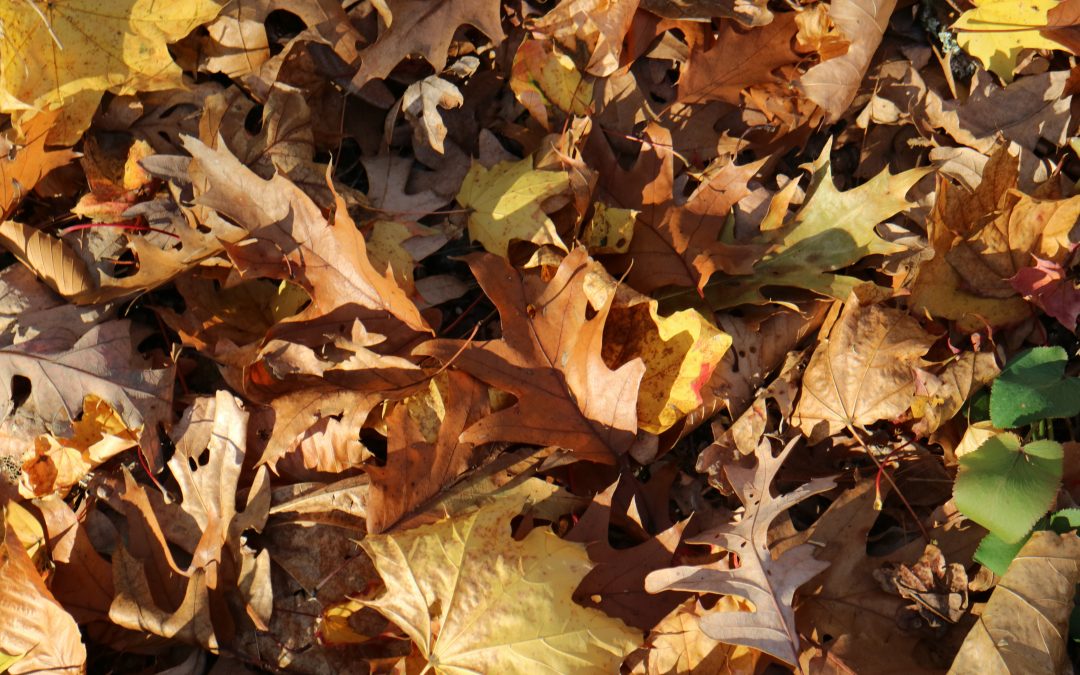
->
[511,39,593,131]
[800,0,897,119]
[644,439,836,666]
[949,531,1080,674]
[456,155,572,258]
[953,0,1065,82]
[0,505,86,674]
[0,0,224,144]
[795,296,936,443]
[630,596,762,675]
[0,111,79,218]
[350,0,505,89]
[356,485,641,673]
[417,248,645,464]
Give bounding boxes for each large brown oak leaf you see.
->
[417,249,644,463]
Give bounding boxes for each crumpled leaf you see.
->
[456,156,571,258]
[355,484,641,673]
[0,506,86,674]
[795,296,936,443]
[948,531,1080,674]
[0,0,224,144]
[417,248,645,464]
[19,395,138,498]
[644,439,836,666]
[398,75,463,154]
[529,0,639,77]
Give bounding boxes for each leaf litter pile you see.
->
[6,0,1080,672]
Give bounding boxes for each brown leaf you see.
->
[644,439,836,666]
[0,220,96,298]
[259,387,379,473]
[677,14,800,105]
[588,124,765,293]
[366,371,491,533]
[794,297,936,444]
[417,248,645,464]
[183,136,429,334]
[0,505,86,674]
[350,0,505,89]
[530,0,640,77]
[0,320,174,470]
[949,531,1080,674]
[0,111,79,218]
[799,0,897,120]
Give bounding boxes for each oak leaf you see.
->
[0,111,79,218]
[356,486,641,673]
[589,124,764,294]
[183,136,429,334]
[705,140,929,308]
[419,248,644,463]
[350,0,505,89]
[645,439,836,666]
[510,40,593,131]
[529,0,639,77]
[0,0,224,144]
[630,597,762,675]
[794,297,936,443]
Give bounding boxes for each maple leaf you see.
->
[511,39,593,131]
[645,439,836,666]
[0,0,224,145]
[794,296,936,443]
[350,0,505,90]
[528,0,639,77]
[355,484,641,673]
[704,139,929,308]
[954,0,1066,82]
[456,155,572,258]
[417,248,645,464]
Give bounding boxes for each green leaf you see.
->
[990,347,1080,428]
[953,433,1063,543]
[975,531,1030,577]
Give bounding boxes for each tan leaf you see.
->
[949,531,1080,674]
[794,297,936,443]
[0,506,86,674]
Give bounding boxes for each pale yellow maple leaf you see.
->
[953,0,1066,82]
[355,485,641,673]
[0,0,223,144]
[457,156,571,258]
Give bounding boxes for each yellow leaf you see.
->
[18,395,137,498]
[583,202,637,255]
[606,301,731,434]
[510,39,592,130]
[355,485,641,673]
[953,0,1065,82]
[0,0,224,144]
[457,157,571,258]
